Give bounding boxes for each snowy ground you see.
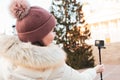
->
[79,42,120,80]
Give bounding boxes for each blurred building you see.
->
[82,0,120,44]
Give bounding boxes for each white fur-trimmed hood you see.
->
[0,34,66,71]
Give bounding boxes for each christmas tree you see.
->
[51,0,94,69]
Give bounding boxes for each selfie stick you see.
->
[95,40,105,80]
[98,46,103,80]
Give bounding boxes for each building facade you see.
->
[82,0,120,44]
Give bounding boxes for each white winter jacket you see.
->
[0,35,97,80]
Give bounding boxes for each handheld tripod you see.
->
[95,40,105,80]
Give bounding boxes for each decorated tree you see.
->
[51,0,94,69]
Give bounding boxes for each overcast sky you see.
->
[0,0,52,35]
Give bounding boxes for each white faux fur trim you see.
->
[0,35,66,71]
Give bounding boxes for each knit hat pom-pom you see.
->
[10,0,30,20]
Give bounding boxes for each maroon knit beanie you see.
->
[10,0,56,43]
